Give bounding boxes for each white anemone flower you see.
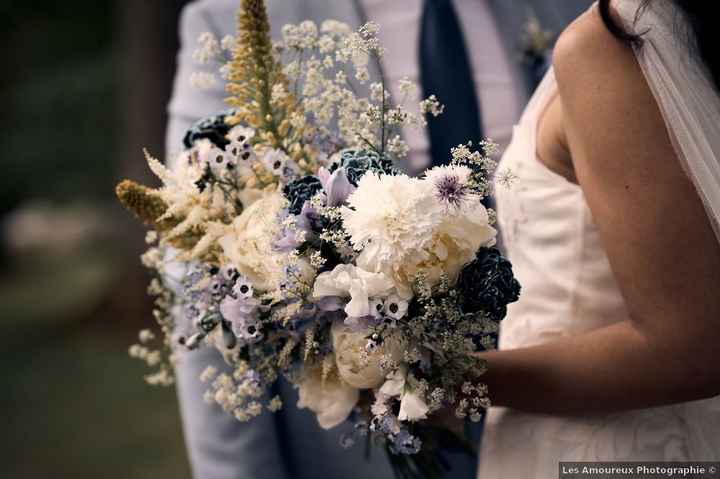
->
[369,298,384,319]
[261,148,290,175]
[383,293,408,320]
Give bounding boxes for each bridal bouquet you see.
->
[116,0,519,476]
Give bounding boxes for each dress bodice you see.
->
[494,70,630,350]
[478,69,720,478]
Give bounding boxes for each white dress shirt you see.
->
[359,0,522,170]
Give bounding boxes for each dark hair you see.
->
[598,0,720,91]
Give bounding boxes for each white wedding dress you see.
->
[478,2,720,477]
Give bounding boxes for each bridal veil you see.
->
[616,0,720,241]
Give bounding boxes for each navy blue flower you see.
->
[183,110,236,149]
[283,176,323,215]
[329,149,398,186]
[456,247,521,321]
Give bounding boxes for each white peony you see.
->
[297,362,359,429]
[343,173,441,259]
[312,264,397,317]
[399,204,497,288]
[343,172,497,295]
[331,321,403,389]
[218,191,286,292]
[342,174,442,295]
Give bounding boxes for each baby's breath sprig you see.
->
[448,140,503,199]
[455,380,491,422]
[128,270,177,387]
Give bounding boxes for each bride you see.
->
[476,0,720,476]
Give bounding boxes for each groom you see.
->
[166,1,591,477]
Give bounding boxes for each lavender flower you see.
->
[219,282,262,343]
[318,166,355,206]
[273,202,318,252]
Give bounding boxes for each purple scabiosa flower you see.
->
[434,174,467,207]
[425,164,475,209]
[273,202,319,252]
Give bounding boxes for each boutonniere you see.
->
[519,12,555,86]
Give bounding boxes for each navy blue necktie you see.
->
[419,0,483,166]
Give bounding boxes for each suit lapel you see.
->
[488,0,595,98]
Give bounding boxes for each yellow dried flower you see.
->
[225,0,308,157]
[116,180,205,251]
[115,180,175,230]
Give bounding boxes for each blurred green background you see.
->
[1,1,193,477]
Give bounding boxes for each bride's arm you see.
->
[476,8,720,414]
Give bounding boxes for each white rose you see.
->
[218,191,285,291]
[331,321,402,389]
[297,362,358,430]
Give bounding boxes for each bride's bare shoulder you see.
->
[552,5,640,92]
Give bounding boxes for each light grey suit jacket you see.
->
[166,1,593,478]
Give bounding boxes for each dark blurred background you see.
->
[1,1,193,477]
